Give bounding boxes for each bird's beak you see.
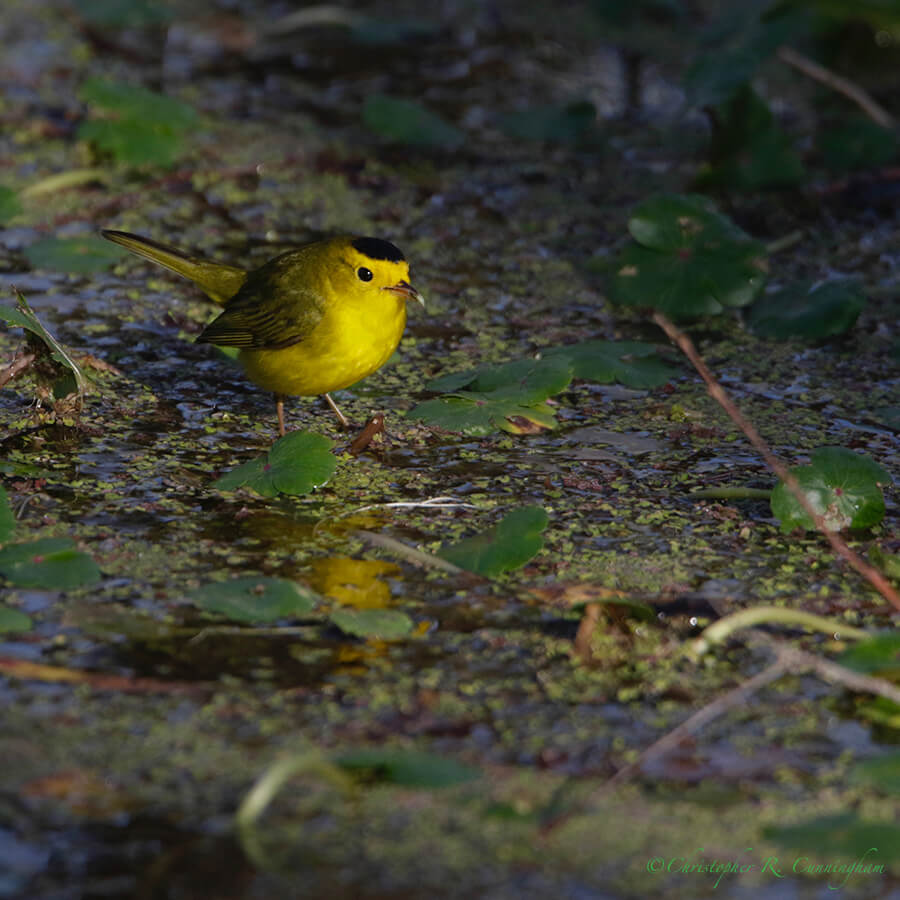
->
[385,280,425,307]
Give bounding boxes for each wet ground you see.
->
[1,1,899,898]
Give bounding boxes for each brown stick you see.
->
[0,352,36,390]
[777,45,895,129]
[652,311,900,612]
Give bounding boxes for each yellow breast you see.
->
[238,290,407,397]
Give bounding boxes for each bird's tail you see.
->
[101,230,246,305]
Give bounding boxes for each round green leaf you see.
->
[0,538,101,589]
[0,607,33,634]
[189,576,316,623]
[329,608,413,639]
[609,194,767,320]
[771,447,892,532]
[438,505,549,577]
[213,431,336,496]
[24,236,125,275]
[362,95,464,149]
[542,340,676,388]
[746,281,865,340]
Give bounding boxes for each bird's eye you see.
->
[357,266,374,282]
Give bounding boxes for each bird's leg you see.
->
[275,394,286,437]
[324,392,350,428]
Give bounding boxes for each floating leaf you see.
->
[77,79,197,167]
[24,235,125,275]
[188,576,316,623]
[0,186,21,223]
[0,485,14,543]
[499,100,600,146]
[747,280,865,339]
[329,608,413,639]
[609,193,767,320]
[819,117,898,172]
[771,447,892,533]
[362,95,464,149]
[0,607,33,633]
[542,340,676,388]
[0,537,101,590]
[213,431,337,496]
[334,749,480,787]
[0,292,88,397]
[765,813,900,863]
[837,632,900,677]
[696,85,805,191]
[438,505,549,577]
[409,357,572,435]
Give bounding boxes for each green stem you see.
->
[691,606,869,658]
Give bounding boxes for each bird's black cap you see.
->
[352,237,405,262]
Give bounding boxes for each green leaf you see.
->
[410,357,572,435]
[765,813,900,863]
[542,340,676,388]
[213,431,337,496]
[695,85,806,191]
[850,753,900,794]
[0,292,88,397]
[77,79,197,167]
[0,538,101,589]
[438,505,549,577]
[819,118,898,173]
[869,545,900,581]
[329,608,414,639]
[362,95,464,149]
[609,194,767,319]
[333,749,480,787]
[188,576,317,623]
[746,280,865,340]
[0,186,22,224]
[0,607,33,633]
[24,235,125,275]
[837,633,900,676]
[0,485,14,543]
[771,447,892,533]
[499,100,600,146]
[683,5,810,107]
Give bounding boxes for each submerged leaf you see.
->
[771,447,891,533]
[213,431,337,496]
[609,194,767,319]
[334,749,480,787]
[499,100,600,146]
[329,607,413,639]
[746,280,865,340]
[438,506,549,577]
[188,576,316,623]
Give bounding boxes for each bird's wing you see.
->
[195,254,327,349]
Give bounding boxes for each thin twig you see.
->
[354,529,472,575]
[777,45,895,129]
[652,311,900,612]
